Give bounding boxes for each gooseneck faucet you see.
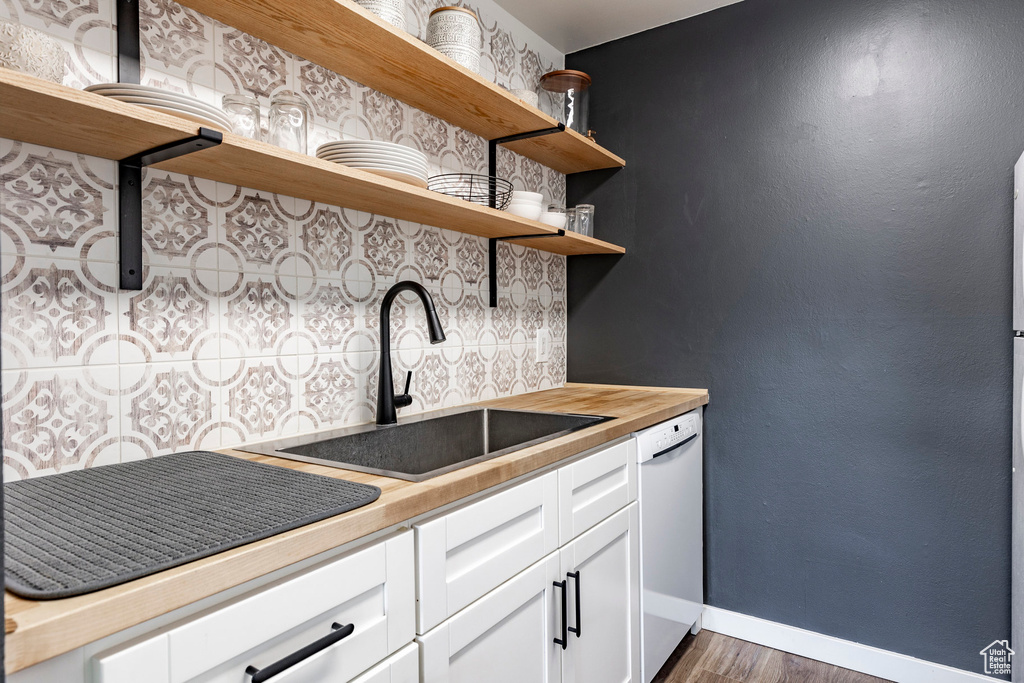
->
[376,280,446,426]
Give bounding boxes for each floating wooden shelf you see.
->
[175,0,625,175]
[0,69,625,257]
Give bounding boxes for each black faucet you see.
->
[376,280,446,426]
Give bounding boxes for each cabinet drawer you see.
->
[415,471,558,633]
[558,439,636,545]
[93,531,415,683]
[349,643,419,683]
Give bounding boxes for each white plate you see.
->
[317,139,420,152]
[327,163,428,181]
[317,141,425,158]
[316,153,428,172]
[320,160,428,188]
[321,162,428,182]
[316,156,427,176]
[85,84,228,120]
[96,94,233,129]
[96,93,232,123]
[124,102,230,131]
[317,148,428,163]
[316,147,426,165]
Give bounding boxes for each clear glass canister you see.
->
[540,69,591,136]
[268,92,309,154]
[222,94,261,140]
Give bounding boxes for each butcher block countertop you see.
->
[4,383,709,674]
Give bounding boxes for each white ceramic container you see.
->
[427,6,481,74]
[356,0,406,31]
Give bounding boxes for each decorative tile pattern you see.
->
[1,0,568,480]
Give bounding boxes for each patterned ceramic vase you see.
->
[0,20,66,83]
[426,6,481,74]
[356,0,406,31]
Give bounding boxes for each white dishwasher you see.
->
[635,408,703,683]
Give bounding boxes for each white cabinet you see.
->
[92,531,415,683]
[559,505,641,683]
[558,438,636,545]
[418,440,641,683]
[349,643,419,683]
[415,471,559,633]
[418,552,561,683]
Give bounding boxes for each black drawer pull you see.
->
[245,622,354,682]
[553,579,568,649]
[567,571,581,638]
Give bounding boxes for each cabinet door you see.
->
[418,552,561,683]
[560,505,640,683]
[92,531,415,683]
[349,643,419,683]
[416,471,559,633]
[558,439,636,545]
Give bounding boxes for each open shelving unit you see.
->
[0,69,625,257]
[177,0,625,176]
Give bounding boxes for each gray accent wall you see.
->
[566,0,1017,674]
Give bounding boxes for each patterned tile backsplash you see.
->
[0,0,568,480]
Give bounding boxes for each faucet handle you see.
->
[394,371,413,409]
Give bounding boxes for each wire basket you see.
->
[427,174,514,210]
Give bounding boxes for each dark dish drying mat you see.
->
[4,451,381,600]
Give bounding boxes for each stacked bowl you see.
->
[85,83,233,131]
[504,191,544,221]
[316,140,429,188]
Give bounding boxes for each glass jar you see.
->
[268,92,309,154]
[540,70,591,136]
[574,204,594,237]
[222,94,261,140]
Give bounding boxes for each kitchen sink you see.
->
[241,407,613,481]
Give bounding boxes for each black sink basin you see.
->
[242,408,613,481]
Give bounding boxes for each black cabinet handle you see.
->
[567,571,581,638]
[553,580,568,649]
[245,622,354,682]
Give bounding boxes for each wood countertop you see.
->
[3,383,708,674]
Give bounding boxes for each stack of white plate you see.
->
[316,140,429,188]
[84,83,232,131]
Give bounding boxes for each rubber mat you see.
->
[4,451,381,599]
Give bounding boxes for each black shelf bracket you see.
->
[115,0,222,289]
[488,230,564,307]
[117,129,223,289]
[487,123,566,307]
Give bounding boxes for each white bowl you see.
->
[507,199,542,209]
[539,212,567,229]
[506,203,543,221]
[511,190,543,203]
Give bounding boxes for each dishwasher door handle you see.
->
[651,432,698,460]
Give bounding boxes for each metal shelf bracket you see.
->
[487,122,566,307]
[115,0,222,289]
[488,230,565,307]
[117,130,223,290]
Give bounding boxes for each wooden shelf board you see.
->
[175,0,625,175]
[0,69,624,256]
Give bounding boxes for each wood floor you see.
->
[652,630,892,683]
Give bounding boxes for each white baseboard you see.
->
[701,606,998,683]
